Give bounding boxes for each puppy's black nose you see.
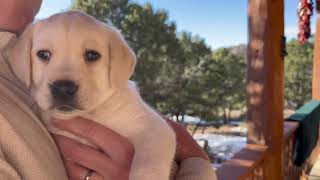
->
[50,80,79,99]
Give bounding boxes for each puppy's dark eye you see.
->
[37,50,51,61]
[85,50,101,62]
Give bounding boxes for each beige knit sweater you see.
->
[0,31,217,180]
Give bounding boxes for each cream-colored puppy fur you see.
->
[8,11,176,180]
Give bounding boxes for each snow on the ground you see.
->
[230,126,247,135]
[194,133,247,167]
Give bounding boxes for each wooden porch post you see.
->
[309,0,320,171]
[247,0,284,179]
[312,0,320,100]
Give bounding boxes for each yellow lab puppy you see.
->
[8,11,176,180]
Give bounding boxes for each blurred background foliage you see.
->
[71,0,313,123]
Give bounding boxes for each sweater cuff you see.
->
[175,157,217,180]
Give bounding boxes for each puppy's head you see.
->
[9,11,136,115]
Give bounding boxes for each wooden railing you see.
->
[283,121,307,180]
[216,121,315,180]
[216,144,267,180]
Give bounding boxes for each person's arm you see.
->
[0,1,42,178]
[52,118,217,180]
[0,0,42,34]
[52,118,134,180]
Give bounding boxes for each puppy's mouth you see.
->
[56,105,76,112]
[48,104,86,119]
[50,103,83,114]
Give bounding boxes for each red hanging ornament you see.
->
[297,0,313,44]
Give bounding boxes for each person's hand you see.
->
[51,118,135,180]
[0,0,42,33]
[166,119,209,163]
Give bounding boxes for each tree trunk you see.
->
[201,126,207,134]
[223,109,228,124]
[175,114,180,122]
[181,113,185,123]
[228,108,232,121]
[192,123,200,136]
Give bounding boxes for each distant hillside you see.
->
[229,44,247,59]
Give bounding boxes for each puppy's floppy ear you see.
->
[8,24,34,89]
[108,28,136,88]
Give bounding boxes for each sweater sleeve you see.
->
[0,153,21,180]
[0,127,20,180]
[0,32,21,180]
[172,157,217,180]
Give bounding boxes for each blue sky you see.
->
[36,0,316,49]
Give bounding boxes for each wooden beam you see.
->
[247,0,284,179]
[311,2,320,171]
[313,14,320,100]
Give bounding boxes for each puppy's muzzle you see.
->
[50,80,79,111]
